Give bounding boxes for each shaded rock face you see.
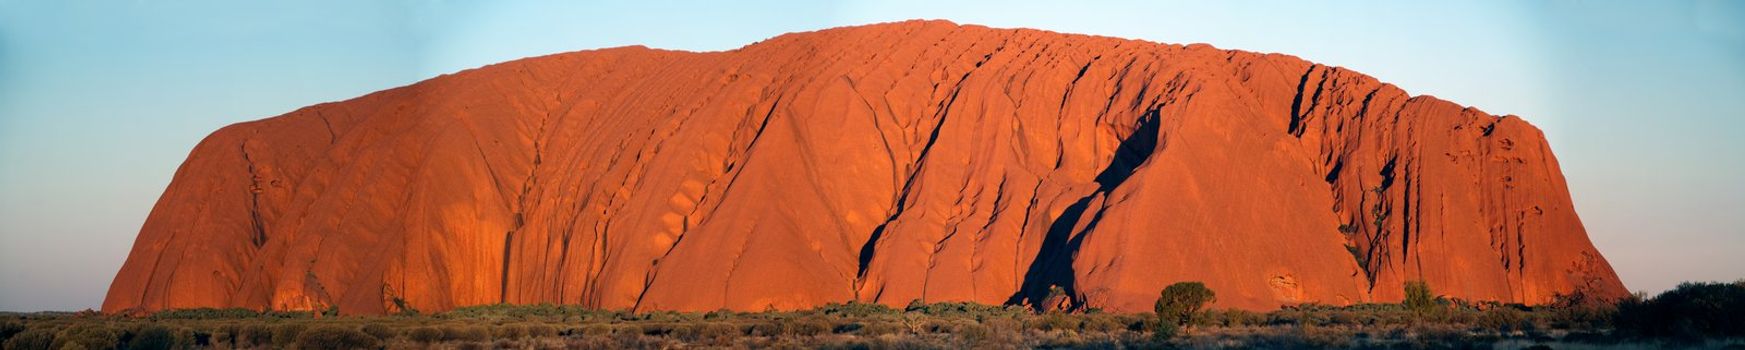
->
[103,20,1625,315]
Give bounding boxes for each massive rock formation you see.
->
[104,20,1625,315]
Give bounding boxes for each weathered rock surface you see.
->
[104,20,1626,315]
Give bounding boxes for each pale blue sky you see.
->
[0,0,1740,311]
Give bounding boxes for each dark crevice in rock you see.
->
[1093,110,1161,191]
[1400,162,1414,266]
[1060,57,1097,110]
[502,104,558,304]
[1355,87,1382,120]
[1378,155,1399,192]
[1288,64,1319,137]
[856,44,995,287]
[1324,158,1345,185]
[240,143,268,248]
[1010,107,1162,310]
[855,89,952,281]
[316,111,338,145]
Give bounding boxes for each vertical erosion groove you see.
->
[240,142,268,248]
[503,98,557,303]
[855,42,997,289]
[1287,64,1318,136]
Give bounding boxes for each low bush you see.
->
[406,326,443,343]
[522,322,559,338]
[637,323,675,337]
[126,324,180,350]
[1543,302,1615,329]
[291,325,380,350]
[783,317,831,336]
[491,323,529,339]
[1080,313,1126,332]
[904,301,1025,319]
[746,321,782,337]
[953,320,992,345]
[820,301,900,318]
[270,323,307,345]
[674,322,738,343]
[238,323,274,347]
[575,323,612,337]
[440,325,490,342]
[4,328,55,350]
[147,308,259,320]
[1036,311,1081,331]
[1477,306,1532,332]
[858,321,906,336]
[9,281,1744,348]
[0,320,24,344]
[1201,309,1265,327]
[53,324,119,350]
[358,323,396,341]
[1615,281,1745,338]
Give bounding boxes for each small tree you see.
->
[1154,282,1216,339]
[1404,280,1436,312]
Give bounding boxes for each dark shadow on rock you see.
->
[1009,109,1162,310]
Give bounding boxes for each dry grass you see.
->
[0,297,1735,349]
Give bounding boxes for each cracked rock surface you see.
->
[104,20,1625,315]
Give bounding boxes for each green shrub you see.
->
[918,318,954,333]
[859,321,906,336]
[1615,281,1745,338]
[208,324,235,347]
[0,320,24,344]
[953,320,992,345]
[53,324,119,350]
[440,325,490,342]
[126,324,179,350]
[523,323,558,338]
[901,301,1025,319]
[291,325,380,350]
[674,322,738,343]
[406,326,443,343]
[821,301,900,318]
[5,328,55,350]
[1036,311,1081,331]
[270,323,308,345]
[1293,324,1354,348]
[358,323,396,341]
[1201,309,1265,327]
[1079,314,1125,333]
[1154,281,1216,338]
[904,299,926,312]
[491,323,529,339]
[784,317,831,336]
[637,323,674,336]
[1404,281,1437,312]
[1543,302,1615,329]
[576,323,612,337]
[239,323,275,347]
[147,308,259,320]
[1477,306,1532,332]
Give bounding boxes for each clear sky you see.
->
[0,0,1740,312]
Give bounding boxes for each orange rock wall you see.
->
[104,21,1625,315]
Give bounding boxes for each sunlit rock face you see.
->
[103,20,1625,315]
